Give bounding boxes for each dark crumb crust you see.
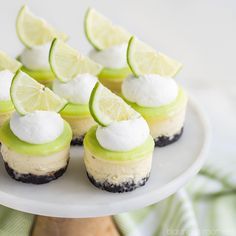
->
[71,135,85,146]
[4,161,69,184]
[87,172,149,193]
[154,127,184,147]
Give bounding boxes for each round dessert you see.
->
[0,112,72,184]
[16,5,68,86]
[0,51,22,128]
[122,37,186,147]
[53,74,98,145]
[85,8,132,94]
[0,70,71,184]
[49,39,102,145]
[122,75,188,146]
[18,43,55,87]
[89,44,131,94]
[84,82,154,193]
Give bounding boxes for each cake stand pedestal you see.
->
[32,216,120,236]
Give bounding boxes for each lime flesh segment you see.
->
[84,126,154,161]
[89,82,139,126]
[127,36,182,77]
[84,8,131,50]
[0,121,72,156]
[0,51,22,73]
[49,39,102,82]
[16,5,68,48]
[10,70,67,115]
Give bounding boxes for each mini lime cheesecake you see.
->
[49,39,102,145]
[0,70,72,184]
[122,37,187,147]
[16,5,68,86]
[84,8,132,94]
[84,83,154,192]
[0,51,22,128]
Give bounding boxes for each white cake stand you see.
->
[0,97,210,221]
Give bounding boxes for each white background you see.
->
[0,0,235,178]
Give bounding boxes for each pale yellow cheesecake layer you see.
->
[1,144,70,175]
[62,115,96,139]
[148,107,186,139]
[84,148,152,185]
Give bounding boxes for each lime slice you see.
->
[84,8,131,50]
[0,50,22,73]
[16,5,68,48]
[89,82,139,126]
[127,36,182,77]
[10,70,67,115]
[49,39,103,82]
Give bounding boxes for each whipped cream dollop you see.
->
[19,43,51,70]
[122,74,178,107]
[96,117,150,152]
[0,70,14,101]
[53,74,98,104]
[10,111,64,144]
[89,43,128,69]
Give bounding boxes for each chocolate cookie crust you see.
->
[87,172,150,193]
[4,161,69,184]
[154,127,184,147]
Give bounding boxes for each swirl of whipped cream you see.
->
[89,43,128,69]
[52,74,98,104]
[122,74,178,107]
[0,70,14,101]
[96,117,150,152]
[10,111,64,144]
[19,43,51,70]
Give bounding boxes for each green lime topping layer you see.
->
[124,87,188,120]
[0,100,14,113]
[60,103,90,117]
[21,65,55,84]
[84,126,154,161]
[0,121,72,156]
[98,67,132,81]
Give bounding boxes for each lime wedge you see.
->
[127,36,182,77]
[49,39,102,82]
[10,70,67,115]
[84,8,131,50]
[89,82,139,126]
[0,50,22,73]
[16,5,68,48]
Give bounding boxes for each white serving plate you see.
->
[0,97,210,218]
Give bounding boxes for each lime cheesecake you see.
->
[84,82,154,193]
[49,39,102,145]
[0,51,22,128]
[84,8,132,94]
[121,37,187,147]
[16,5,68,86]
[0,70,72,184]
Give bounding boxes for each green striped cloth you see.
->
[0,157,235,236]
[114,157,236,236]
